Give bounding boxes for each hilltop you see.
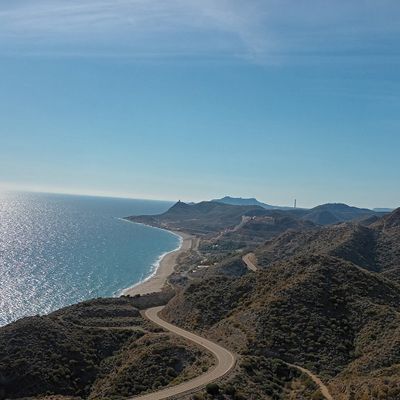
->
[302,203,380,225]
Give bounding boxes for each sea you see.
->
[0,191,180,327]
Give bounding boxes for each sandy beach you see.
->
[122,230,194,297]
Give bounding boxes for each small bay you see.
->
[0,191,178,326]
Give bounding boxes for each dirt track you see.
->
[242,252,258,271]
[286,363,333,400]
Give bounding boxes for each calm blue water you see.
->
[0,191,179,326]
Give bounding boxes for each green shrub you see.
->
[224,384,236,395]
[206,382,220,395]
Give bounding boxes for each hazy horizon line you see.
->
[0,185,396,211]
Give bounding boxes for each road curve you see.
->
[130,306,236,400]
[242,252,258,272]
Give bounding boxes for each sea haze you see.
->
[0,191,179,326]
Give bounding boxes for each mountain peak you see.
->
[211,196,287,210]
[165,200,191,213]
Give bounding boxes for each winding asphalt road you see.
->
[128,307,334,400]
[130,306,236,400]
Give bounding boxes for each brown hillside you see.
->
[163,254,400,399]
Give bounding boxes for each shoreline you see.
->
[120,220,194,297]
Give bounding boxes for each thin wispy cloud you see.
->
[0,0,268,59]
[0,0,399,62]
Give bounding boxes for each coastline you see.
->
[120,220,194,297]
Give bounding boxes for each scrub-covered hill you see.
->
[163,254,400,399]
[126,201,267,235]
[0,298,212,400]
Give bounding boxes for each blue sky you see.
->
[0,1,399,208]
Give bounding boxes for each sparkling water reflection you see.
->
[0,192,178,326]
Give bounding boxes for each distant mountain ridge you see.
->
[373,207,395,212]
[212,196,292,210]
[211,197,391,222]
[211,197,385,225]
[127,200,389,237]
